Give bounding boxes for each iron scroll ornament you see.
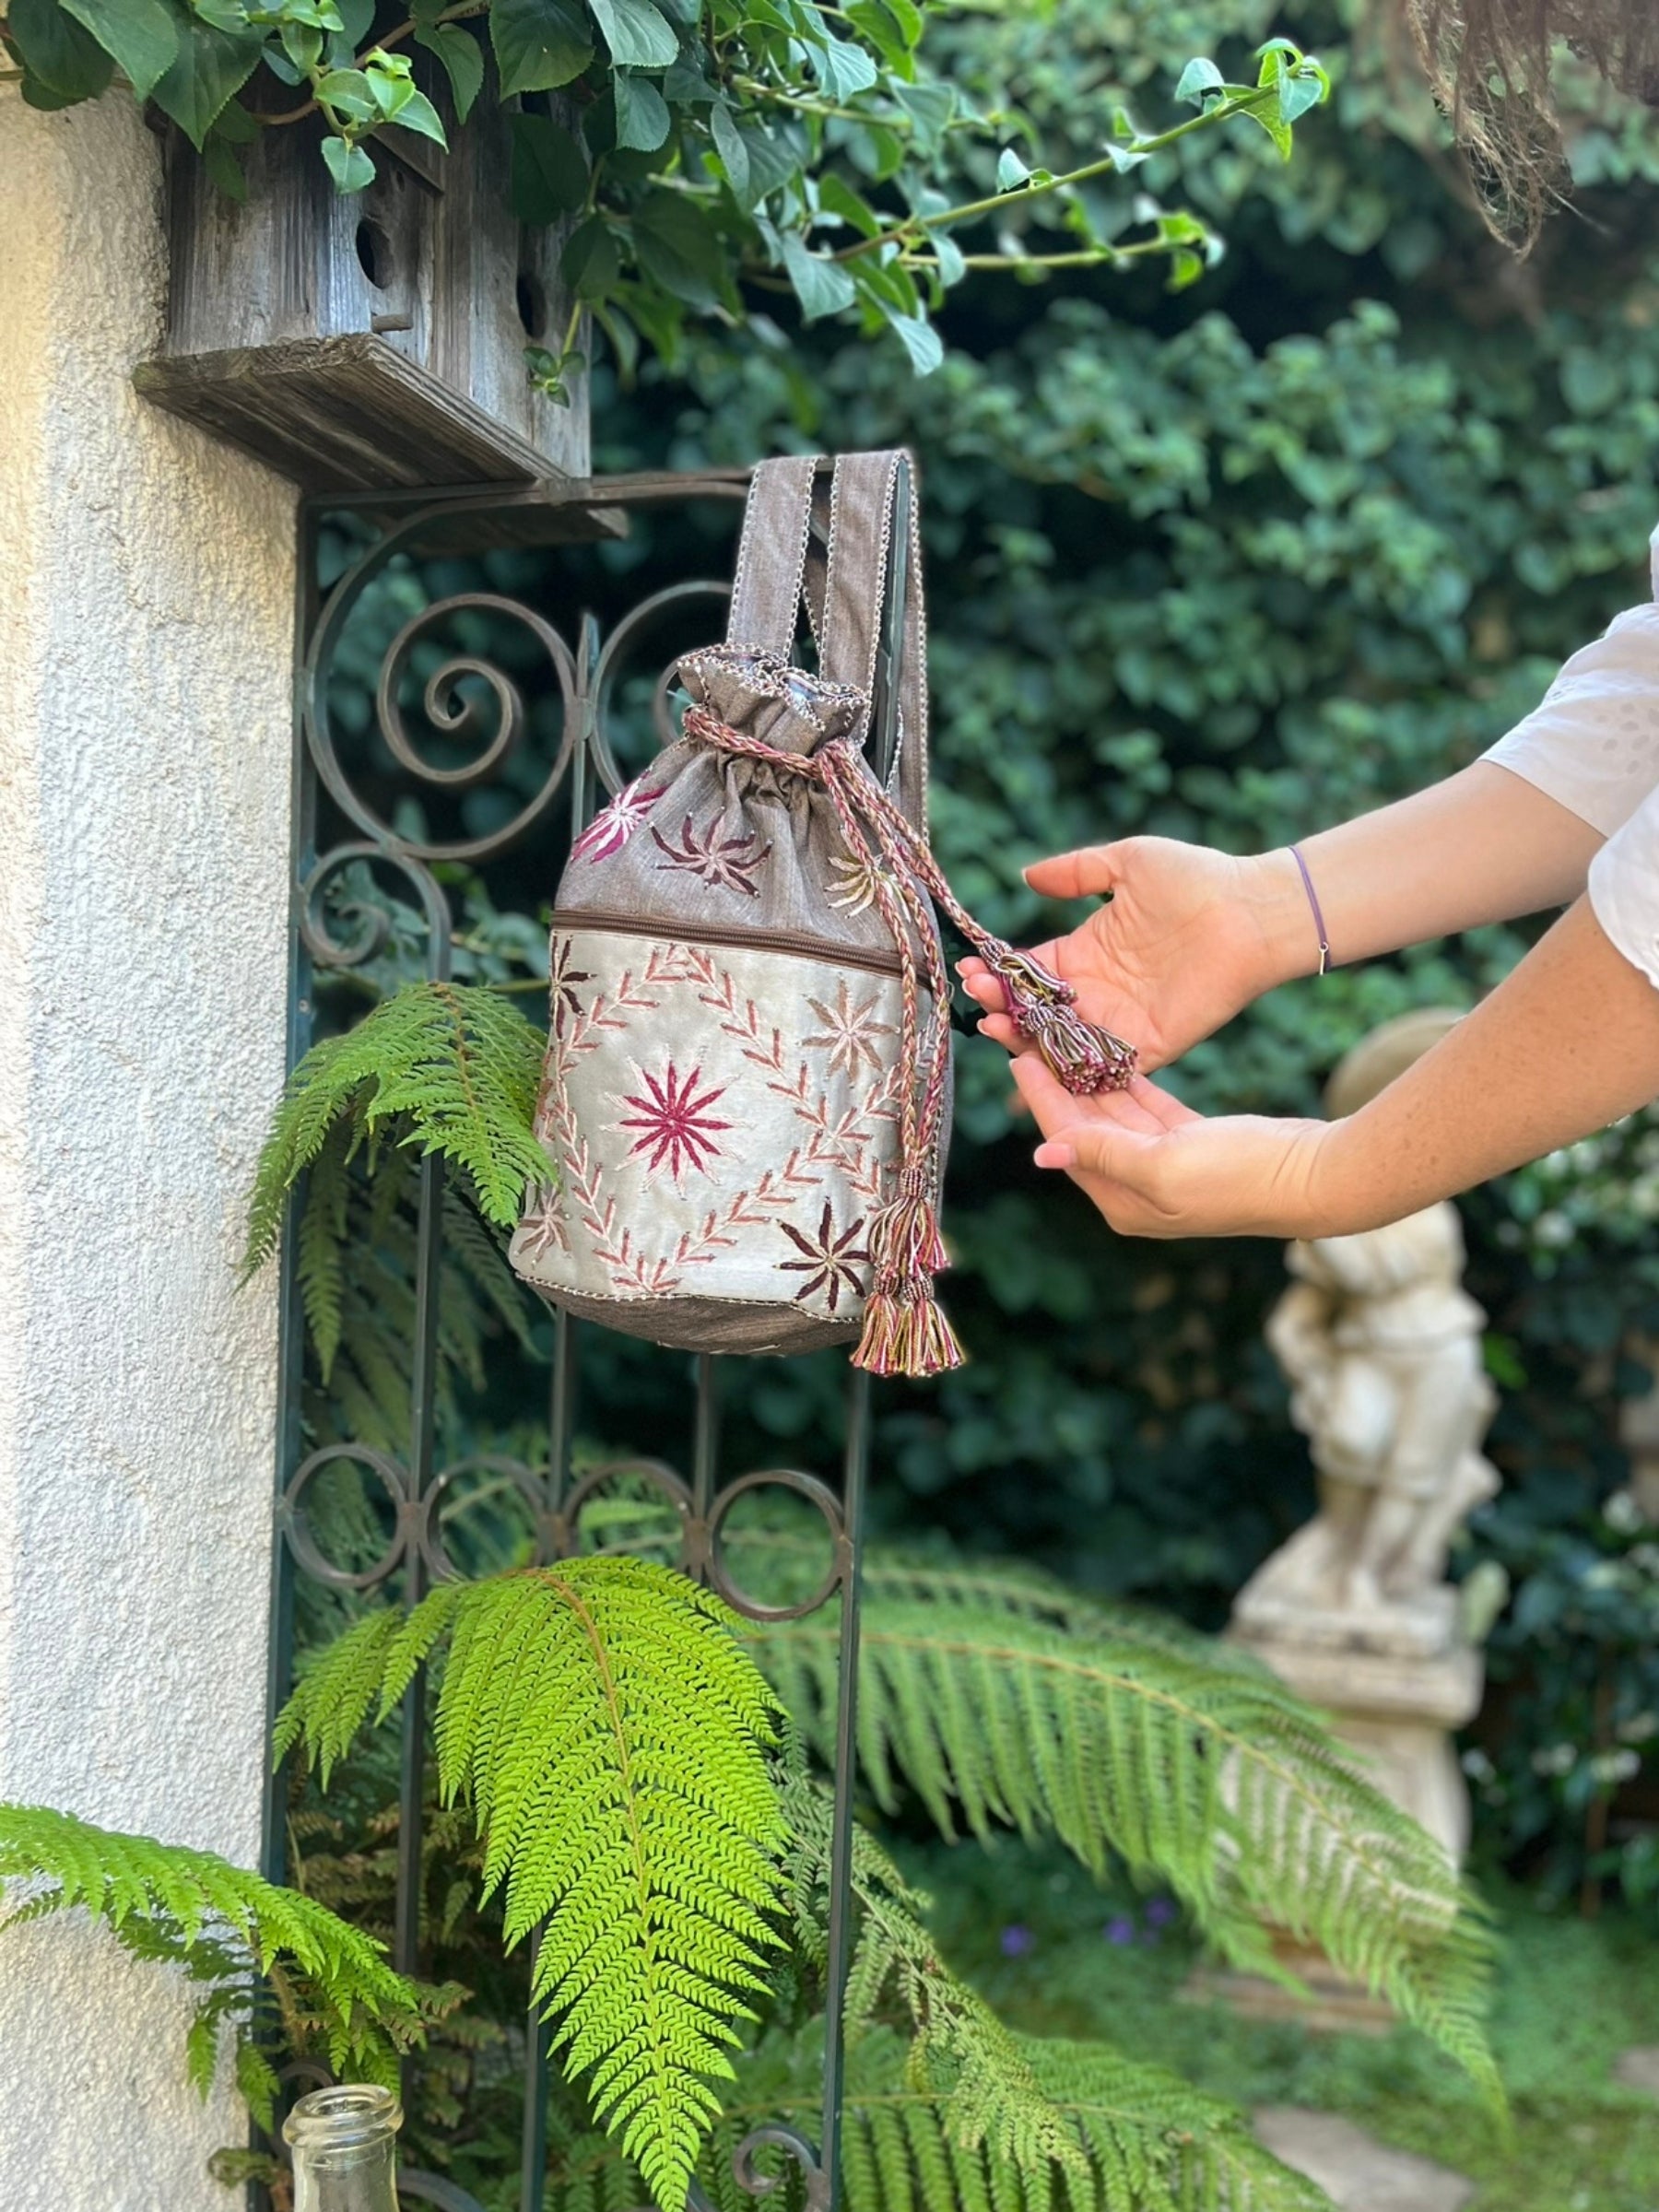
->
[267,465,906,2212]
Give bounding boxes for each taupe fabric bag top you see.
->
[512,451,1134,1374]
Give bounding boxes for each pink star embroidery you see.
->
[615,1061,733,1185]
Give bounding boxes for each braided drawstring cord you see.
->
[682,703,1136,1375]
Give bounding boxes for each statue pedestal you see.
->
[1186,1625,1482,2031]
[1234,1621,1483,1864]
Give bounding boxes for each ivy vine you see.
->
[0,0,1328,394]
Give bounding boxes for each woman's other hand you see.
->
[1010,1052,1334,1241]
[959,839,1314,1074]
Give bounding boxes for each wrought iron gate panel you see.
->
[265,467,909,2212]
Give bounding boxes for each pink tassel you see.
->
[853,1277,965,1379]
[982,947,1137,1096]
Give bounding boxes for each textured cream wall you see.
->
[0,88,296,2207]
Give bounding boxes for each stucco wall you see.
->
[0,88,296,2208]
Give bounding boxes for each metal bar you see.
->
[518,1934,553,2212]
[259,502,324,1891]
[818,1371,871,2210]
[692,1355,722,1525]
[395,869,453,1985]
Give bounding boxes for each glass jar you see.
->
[283,2083,403,2212]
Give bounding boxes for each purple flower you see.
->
[1000,1924,1035,1958]
[1144,1897,1177,1928]
[1104,1915,1136,1947]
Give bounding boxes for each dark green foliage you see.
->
[0,1800,456,2119]
[566,0,1659,1893]
[1,0,1329,386]
[276,1559,793,2212]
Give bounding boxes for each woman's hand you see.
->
[1010,1053,1335,1241]
[959,839,1314,1074]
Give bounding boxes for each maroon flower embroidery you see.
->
[548,938,593,1035]
[651,813,771,898]
[616,1061,732,1184]
[776,1203,869,1311]
[804,982,897,1081]
[572,774,665,864]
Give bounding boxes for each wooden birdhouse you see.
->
[135,88,588,496]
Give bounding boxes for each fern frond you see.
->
[299,1116,355,1381]
[749,1559,1500,2103]
[242,980,549,1276]
[547,2024,1333,2212]
[783,1769,1085,2179]
[276,1560,792,2212]
[0,1802,441,2122]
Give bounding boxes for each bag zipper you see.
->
[551,905,906,980]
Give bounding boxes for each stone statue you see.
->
[1230,1007,1500,1865]
[1240,1202,1499,1648]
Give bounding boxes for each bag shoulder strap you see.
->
[819,450,930,832]
[724,454,822,653]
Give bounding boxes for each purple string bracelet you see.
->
[1289,844,1331,976]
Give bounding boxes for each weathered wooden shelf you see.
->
[135,334,557,495]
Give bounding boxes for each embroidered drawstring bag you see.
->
[511,450,1135,1376]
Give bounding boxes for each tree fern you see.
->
[243,979,549,1272]
[0,1802,454,2122]
[545,2023,1333,2212]
[276,1559,792,2212]
[748,1554,1500,2104]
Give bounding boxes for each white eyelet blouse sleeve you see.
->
[1589,782,1659,992]
[1481,525,1659,988]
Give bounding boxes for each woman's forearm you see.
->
[1309,895,1659,1233]
[1243,762,1606,989]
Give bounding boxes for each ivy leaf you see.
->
[7,0,113,100]
[490,0,593,95]
[322,134,377,194]
[511,111,590,222]
[709,100,749,199]
[316,66,378,121]
[150,0,265,148]
[1167,247,1205,290]
[588,0,678,69]
[1241,107,1294,161]
[631,189,724,309]
[781,235,856,322]
[735,121,803,207]
[891,77,953,157]
[809,31,877,101]
[561,214,621,300]
[203,130,248,201]
[614,69,671,151]
[412,22,483,120]
[1278,69,1325,125]
[877,301,943,375]
[843,0,907,74]
[60,0,178,98]
[335,0,375,41]
[386,87,448,147]
[876,0,922,38]
[818,173,880,238]
[1173,56,1225,111]
[933,231,966,287]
